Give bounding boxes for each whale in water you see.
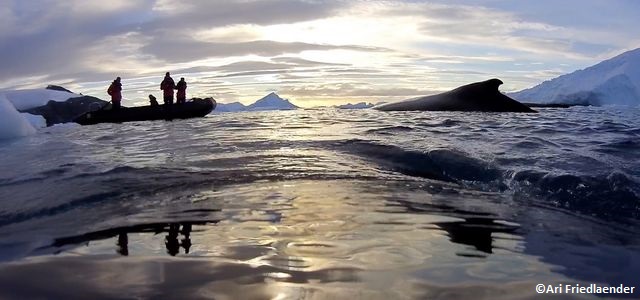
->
[375,79,536,112]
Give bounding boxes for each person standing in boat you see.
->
[160,72,176,105]
[107,77,122,110]
[176,78,187,104]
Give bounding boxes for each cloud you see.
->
[214,59,353,78]
[358,1,636,61]
[0,0,348,83]
[147,0,345,29]
[0,1,157,82]
[1,0,639,105]
[270,57,349,67]
[141,39,388,63]
[167,56,357,83]
[280,83,435,98]
[385,3,578,57]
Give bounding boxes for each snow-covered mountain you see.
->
[511,48,640,106]
[214,92,298,113]
[247,92,298,111]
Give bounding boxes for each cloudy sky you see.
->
[1,0,639,106]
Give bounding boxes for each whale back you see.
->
[376,79,535,112]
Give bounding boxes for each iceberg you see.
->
[214,102,247,113]
[336,102,375,109]
[0,94,36,140]
[511,48,640,106]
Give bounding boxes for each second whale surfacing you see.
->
[375,79,536,112]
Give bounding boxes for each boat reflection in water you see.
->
[41,221,217,257]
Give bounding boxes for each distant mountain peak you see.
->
[248,92,298,110]
[511,47,640,106]
[256,92,285,102]
[214,92,298,113]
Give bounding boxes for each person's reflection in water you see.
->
[116,232,128,256]
[180,223,192,254]
[165,224,180,256]
[434,217,518,255]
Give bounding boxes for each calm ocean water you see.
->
[0,107,639,299]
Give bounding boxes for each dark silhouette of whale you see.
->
[375,79,536,112]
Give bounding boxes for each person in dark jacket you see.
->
[160,72,175,105]
[149,94,159,106]
[107,77,122,110]
[176,78,187,104]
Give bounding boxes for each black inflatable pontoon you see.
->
[74,98,216,125]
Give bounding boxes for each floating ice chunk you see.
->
[0,94,36,140]
[21,113,47,129]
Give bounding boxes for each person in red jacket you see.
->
[176,77,187,104]
[160,72,175,105]
[107,77,122,110]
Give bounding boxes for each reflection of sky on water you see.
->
[3,180,636,299]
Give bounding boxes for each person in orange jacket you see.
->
[160,72,175,105]
[176,77,187,104]
[107,77,122,110]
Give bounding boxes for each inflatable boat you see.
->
[74,98,216,125]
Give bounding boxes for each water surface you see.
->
[0,107,638,299]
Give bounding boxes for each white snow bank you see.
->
[1,88,81,111]
[0,94,36,140]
